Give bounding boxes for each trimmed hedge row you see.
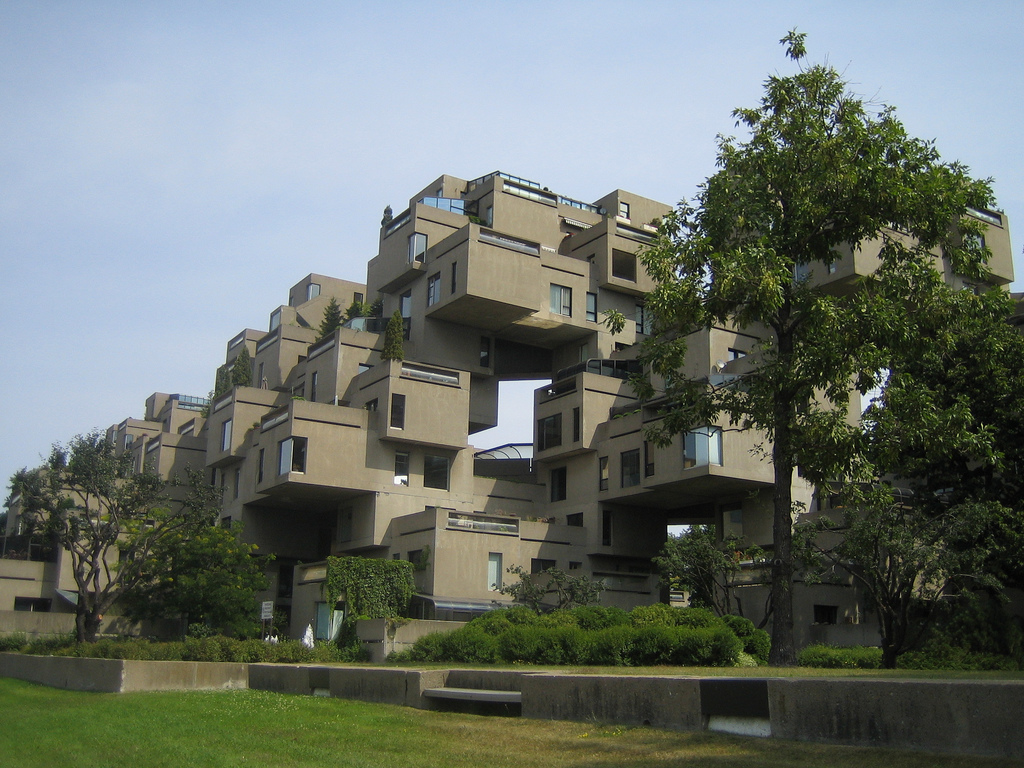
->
[798,643,1024,671]
[0,634,364,663]
[393,605,770,667]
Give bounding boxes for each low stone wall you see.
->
[0,653,246,693]
[521,673,704,731]
[768,677,1024,759]
[355,618,465,662]
[4,655,1023,759]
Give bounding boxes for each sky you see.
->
[2,1,1023,494]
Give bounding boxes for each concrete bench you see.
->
[423,687,522,704]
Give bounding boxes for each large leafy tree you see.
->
[122,518,270,638]
[10,433,209,642]
[618,31,996,664]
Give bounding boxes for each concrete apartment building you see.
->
[3,170,1015,647]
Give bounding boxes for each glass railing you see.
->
[419,196,468,215]
[554,358,640,382]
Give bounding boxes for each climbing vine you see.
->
[325,556,415,619]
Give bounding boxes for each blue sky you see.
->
[2,1,1022,491]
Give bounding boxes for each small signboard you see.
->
[261,600,274,621]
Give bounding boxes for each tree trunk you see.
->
[768,326,798,666]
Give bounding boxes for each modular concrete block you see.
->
[121,660,247,692]
[329,666,412,706]
[405,668,449,708]
[248,664,315,696]
[0,653,124,692]
[521,673,703,731]
[769,678,1024,759]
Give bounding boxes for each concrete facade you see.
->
[2,170,1015,646]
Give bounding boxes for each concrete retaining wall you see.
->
[521,673,704,731]
[0,653,246,692]
[769,678,1024,759]
[4,655,1023,759]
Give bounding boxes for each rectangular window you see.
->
[277,436,307,475]
[487,552,503,591]
[550,466,567,502]
[269,308,281,332]
[423,455,449,490]
[586,292,597,323]
[531,558,556,574]
[537,413,562,451]
[567,513,583,527]
[306,283,320,301]
[684,427,723,468]
[390,394,406,429]
[309,371,318,403]
[408,232,427,263]
[620,449,640,487]
[569,561,582,570]
[220,419,232,452]
[636,304,652,335]
[257,448,265,484]
[602,510,612,546]
[598,456,609,491]
[479,337,491,368]
[354,292,364,304]
[394,451,410,486]
[727,348,746,361]
[612,250,637,282]
[451,261,458,294]
[618,201,630,220]
[233,467,240,500]
[550,284,572,316]
[572,407,581,442]
[365,398,378,412]
[400,291,412,318]
[813,604,839,625]
[427,273,441,306]
[644,441,655,477]
[258,362,265,387]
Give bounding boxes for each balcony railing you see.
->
[419,196,469,215]
[554,358,640,382]
[447,512,519,535]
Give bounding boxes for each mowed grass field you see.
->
[1,678,1020,768]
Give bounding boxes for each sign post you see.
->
[261,600,274,640]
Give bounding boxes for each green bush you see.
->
[798,644,883,669]
[898,644,1023,671]
[571,605,629,630]
[0,633,28,652]
[589,625,637,666]
[629,603,680,627]
[721,615,771,664]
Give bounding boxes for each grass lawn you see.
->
[1,677,1020,768]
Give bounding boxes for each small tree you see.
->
[797,495,1000,668]
[230,345,253,388]
[10,433,205,642]
[653,526,767,620]
[213,366,231,399]
[500,565,604,610]
[344,299,373,323]
[381,310,405,361]
[317,296,344,342]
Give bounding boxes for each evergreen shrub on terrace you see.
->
[395,605,765,667]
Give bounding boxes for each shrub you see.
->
[721,615,771,664]
[570,605,629,630]
[629,603,679,627]
[798,644,882,669]
[673,606,721,629]
[0,633,28,652]
[898,644,1022,671]
[590,625,636,666]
